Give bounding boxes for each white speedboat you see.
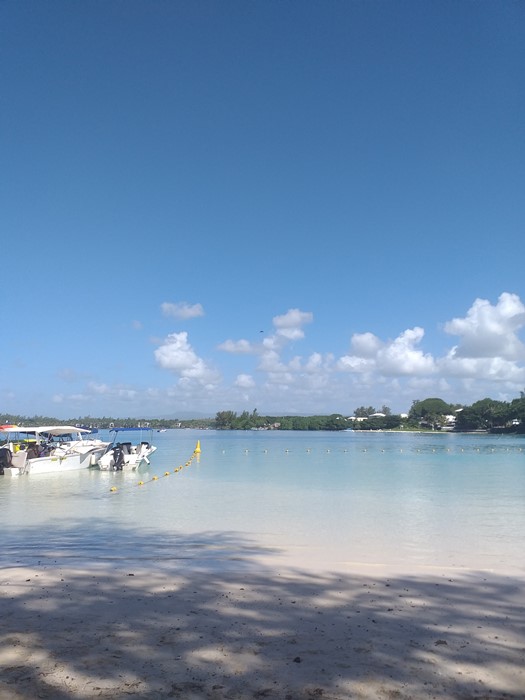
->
[96,428,157,471]
[0,425,110,477]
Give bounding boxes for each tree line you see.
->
[2,392,525,433]
[350,395,525,432]
[214,409,347,431]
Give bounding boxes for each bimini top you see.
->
[0,425,90,436]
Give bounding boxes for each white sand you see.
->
[1,554,524,699]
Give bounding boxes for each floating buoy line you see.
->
[226,444,523,456]
[105,438,522,494]
[108,440,201,494]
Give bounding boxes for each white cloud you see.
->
[161,301,204,320]
[218,339,255,354]
[379,327,436,375]
[259,349,287,373]
[439,354,525,382]
[261,335,281,351]
[337,355,375,374]
[154,331,219,384]
[31,293,525,419]
[350,332,383,358]
[217,308,313,362]
[235,374,255,388]
[339,327,436,377]
[272,308,313,341]
[89,382,111,395]
[443,292,525,361]
[434,293,525,384]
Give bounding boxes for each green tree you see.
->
[408,398,454,430]
[354,406,376,417]
[215,411,237,429]
[409,398,453,420]
[455,398,510,431]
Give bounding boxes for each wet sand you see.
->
[1,556,524,699]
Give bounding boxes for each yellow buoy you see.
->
[194,440,201,454]
[138,481,144,486]
[110,486,117,492]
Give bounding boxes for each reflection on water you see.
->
[1,430,524,574]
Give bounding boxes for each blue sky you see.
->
[1,1,524,419]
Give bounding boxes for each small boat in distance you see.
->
[96,427,157,471]
[0,426,110,476]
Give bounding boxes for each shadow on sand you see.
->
[1,520,524,699]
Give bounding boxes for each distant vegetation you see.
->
[347,395,525,433]
[2,393,525,432]
[214,410,346,431]
[406,395,525,433]
[0,414,215,431]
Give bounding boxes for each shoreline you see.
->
[2,553,524,699]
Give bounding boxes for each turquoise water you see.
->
[1,430,524,574]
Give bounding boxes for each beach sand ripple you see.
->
[1,558,524,699]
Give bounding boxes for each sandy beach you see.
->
[2,432,525,698]
[1,554,524,700]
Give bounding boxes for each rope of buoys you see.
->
[109,441,201,493]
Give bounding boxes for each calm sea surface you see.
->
[1,430,524,575]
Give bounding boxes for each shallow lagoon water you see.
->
[1,430,524,575]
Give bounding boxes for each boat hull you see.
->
[4,446,107,476]
[97,445,157,471]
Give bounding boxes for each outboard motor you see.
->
[0,447,12,476]
[112,444,125,471]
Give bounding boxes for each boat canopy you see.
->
[0,425,90,436]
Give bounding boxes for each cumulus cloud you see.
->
[161,301,204,320]
[273,308,313,341]
[154,331,219,384]
[234,374,255,388]
[338,327,436,376]
[379,327,436,375]
[350,332,383,358]
[443,292,525,361]
[434,293,525,384]
[337,355,375,374]
[439,354,525,383]
[44,293,525,418]
[217,308,313,359]
[259,349,287,373]
[217,339,255,354]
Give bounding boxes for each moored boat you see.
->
[0,426,110,476]
[96,428,157,471]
